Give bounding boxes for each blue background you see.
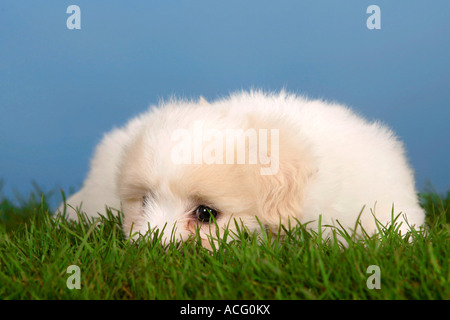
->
[1,1,449,207]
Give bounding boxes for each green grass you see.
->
[0,188,448,300]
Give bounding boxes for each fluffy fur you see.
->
[58,91,425,246]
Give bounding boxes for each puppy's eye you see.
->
[195,205,218,223]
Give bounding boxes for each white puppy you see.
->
[58,90,425,246]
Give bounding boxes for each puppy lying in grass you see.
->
[58,90,425,247]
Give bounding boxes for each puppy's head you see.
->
[117,99,315,248]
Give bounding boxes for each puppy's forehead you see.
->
[173,163,247,192]
[167,163,257,213]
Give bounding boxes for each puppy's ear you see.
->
[117,132,153,201]
[254,146,316,229]
[246,115,317,229]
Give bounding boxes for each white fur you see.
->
[58,91,425,246]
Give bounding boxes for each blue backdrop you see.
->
[1,1,449,207]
